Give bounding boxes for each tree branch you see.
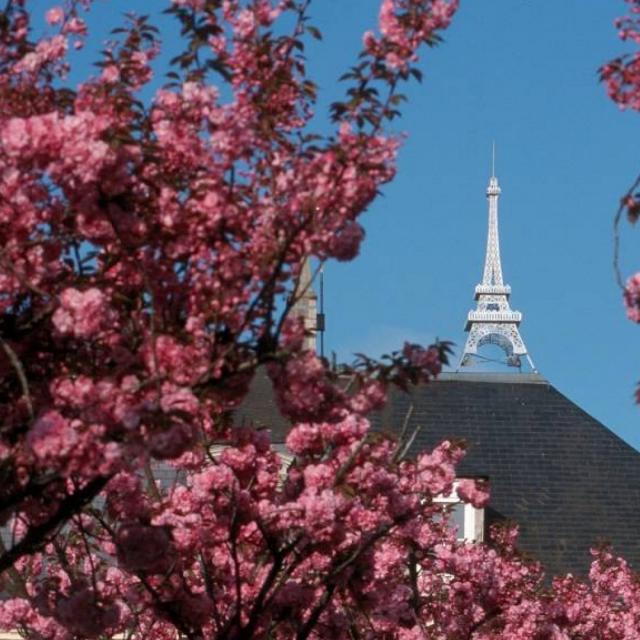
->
[0,475,110,574]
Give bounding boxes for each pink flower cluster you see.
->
[26,410,78,463]
[45,6,64,26]
[624,273,640,323]
[13,34,68,75]
[456,477,490,508]
[601,1,640,110]
[402,341,443,376]
[364,0,459,70]
[605,3,640,414]
[7,405,640,639]
[52,287,112,339]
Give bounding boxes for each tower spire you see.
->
[491,140,496,178]
[458,163,536,371]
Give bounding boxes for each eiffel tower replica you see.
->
[458,158,536,372]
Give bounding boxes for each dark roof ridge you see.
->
[437,372,548,385]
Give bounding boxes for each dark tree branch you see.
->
[0,474,110,575]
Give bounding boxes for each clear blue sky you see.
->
[52,1,640,448]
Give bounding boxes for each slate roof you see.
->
[237,369,640,578]
[373,372,640,577]
[235,368,290,442]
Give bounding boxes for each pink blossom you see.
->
[303,463,334,492]
[0,118,28,155]
[63,17,87,36]
[27,411,78,463]
[363,30,377,51]
[14,34,67,74]
[379,0,401,40]
[220,444,257,477]
[349,379,387,414]
[416,441,462,496]
[402,341,442,376]
[101,65,120,83]
[191,465,235,499]
[456,478,490,508]
[602,2,640,111]
[286,422,324,455]
[624,273,640,322]
[141,335,209,386]
[52,287,111,339]
[300,489,342,540]
[45,6,64,25]
[159,383,199,416]
[234,9,257,39]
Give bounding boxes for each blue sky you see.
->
[50,1,640,448]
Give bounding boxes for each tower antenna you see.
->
[492,141,496,178]
[318,266,325,359]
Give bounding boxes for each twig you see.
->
[0,335,34,420]
[613,172,640,290]
[392,403,414,462]
[395,421,422,463]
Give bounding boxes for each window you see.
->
[435,480,485,543]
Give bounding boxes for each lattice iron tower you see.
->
[458,165,536,371]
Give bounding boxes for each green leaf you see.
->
[306,25,322,40]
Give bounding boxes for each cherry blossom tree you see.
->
[0,0,640,638]
[603,1,640,335]
[0,0,455,575]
